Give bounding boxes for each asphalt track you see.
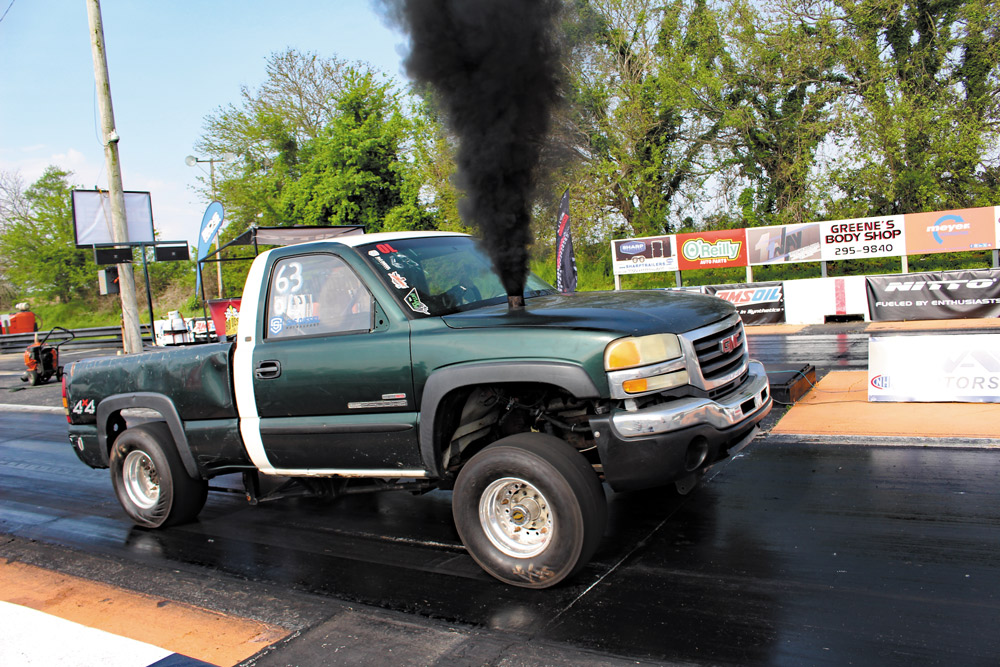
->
[2,319,999,665]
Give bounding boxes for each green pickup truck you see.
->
[64,231,771,588]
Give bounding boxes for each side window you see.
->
[266,255,373,339]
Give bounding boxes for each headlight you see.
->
[604,334,682,371]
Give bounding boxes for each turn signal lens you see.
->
[623,370,689,394]
[604,334,682,371]
[622,378,648,393]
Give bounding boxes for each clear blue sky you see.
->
[0,1,409,245]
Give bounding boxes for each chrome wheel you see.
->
[122,450,159,510]
[479,476,553,558]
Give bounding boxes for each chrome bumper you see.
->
[612,361,772,437]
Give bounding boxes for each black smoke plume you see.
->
[380,0,564,299]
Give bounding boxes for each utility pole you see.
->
[87,0,144,354]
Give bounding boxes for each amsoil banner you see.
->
[904,206,996,255]
[611,234,678,275]
[869,334,1000,402]
[705,281,785,324]
[866,268,1000,321]
[676,229,747,270]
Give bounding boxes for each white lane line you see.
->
[0,600,173,667]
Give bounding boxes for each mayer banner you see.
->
[705,281,785,324]
[869,334,1000,403]
[676,229,747,270]
[611,234,678,275]
[866,268,1000,321]
[903,206,996,255]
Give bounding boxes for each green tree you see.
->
[827,0,1000,216]
[555,0,735,242]
[0,167,96,302]
[721,1,845,227]
[196,49,438,234]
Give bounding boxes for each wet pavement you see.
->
[2,409,999,665]
[2,322,1000,665]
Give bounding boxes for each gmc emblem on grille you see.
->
[719,333,740,354]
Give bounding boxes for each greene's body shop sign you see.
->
[611,205,999,278]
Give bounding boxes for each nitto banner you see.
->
[820,215,906,261]
[676,229,747,270]
[866,268,1000,321]
[611,235,678,275]
[746,224,821,265]
[705,281,785,324]
[903,206,996,255]
[869,334,1000,403]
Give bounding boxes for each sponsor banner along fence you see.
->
[611,205,999,277]
[675,229,747,270]
[703,282,785,325]
[865,268,1000,321]
[611,234,678,275]
[869,334,1000,403]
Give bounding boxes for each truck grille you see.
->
[693,319,745,380]
[680,315,748,392]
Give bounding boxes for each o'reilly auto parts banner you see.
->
[866,268,1000,321]
[611,235,678,275]
[869,334,1000,403]
[676,229,747,270]
[705,281,785,324]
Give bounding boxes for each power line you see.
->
[0,0,16,25]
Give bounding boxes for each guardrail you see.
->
[0,325,153,354]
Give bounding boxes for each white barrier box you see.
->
[868,334,1000,402]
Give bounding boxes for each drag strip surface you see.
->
[2,410,999,665]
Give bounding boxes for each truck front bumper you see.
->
[591,360,772,492]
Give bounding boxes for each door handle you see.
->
[255,360,281,379]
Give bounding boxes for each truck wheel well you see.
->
[436,383,600,477]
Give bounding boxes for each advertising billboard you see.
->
[675,229,747,270]
[866,268,1000,321]
[71,190,154,247]
[610,235,678,275]
[819,215,905,261]
[869,334,1000,403]
[903,206,996,255]
[705,282,785,324]
[746,224,821,265]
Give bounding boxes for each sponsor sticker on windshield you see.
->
[388,271,409,289]
[404,288,430,315]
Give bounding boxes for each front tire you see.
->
[109,422,208,528]
[453,433,606,588]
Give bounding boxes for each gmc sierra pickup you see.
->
[64,231,771,588]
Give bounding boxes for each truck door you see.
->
[245,251,421,474]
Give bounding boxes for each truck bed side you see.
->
[66,343,250,477]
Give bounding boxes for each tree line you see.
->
[3,0,998,305]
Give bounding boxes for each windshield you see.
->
[359,236,555,317]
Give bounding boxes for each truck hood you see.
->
[441,290,734,336]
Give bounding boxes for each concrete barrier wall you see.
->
[782,275,870,324]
